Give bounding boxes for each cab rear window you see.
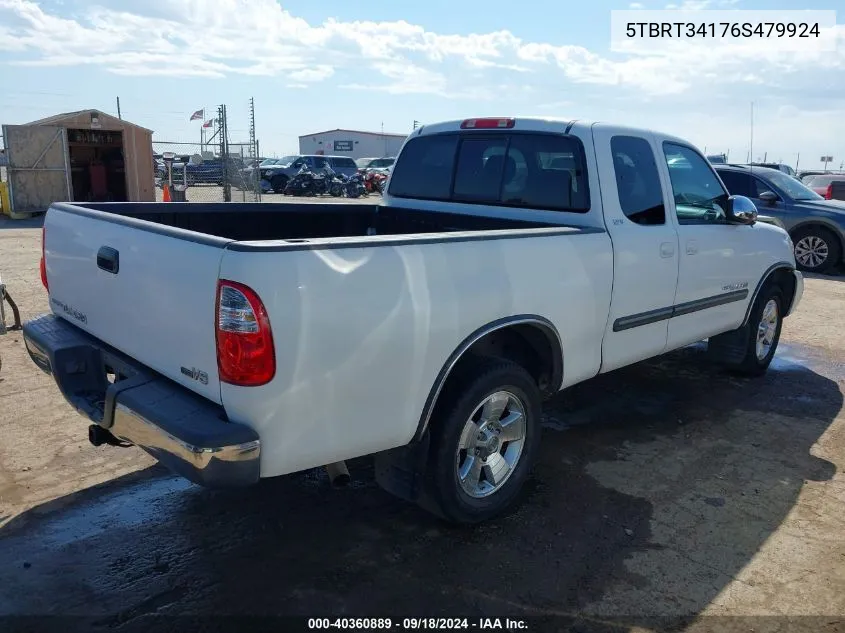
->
[388,132,589,212]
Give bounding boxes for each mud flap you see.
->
[707,324,751,366]
[373,432,431,503]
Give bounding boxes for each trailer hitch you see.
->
[0,275,22,335]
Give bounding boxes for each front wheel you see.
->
[713,284,784,376]
[417,359,542,524]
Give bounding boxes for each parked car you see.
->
[357,156,396,171]
[748,162,797,178]
[803,174,845,200]
[355,157,377,168]
[25,116,803,524]
[715,164,845,273]
[262,155,359,193]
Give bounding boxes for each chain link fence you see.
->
[152,141,262,202]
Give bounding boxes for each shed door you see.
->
[2,125,71,214]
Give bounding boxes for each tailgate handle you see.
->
[97,246,119,274]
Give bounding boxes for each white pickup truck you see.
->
[24,117,803,524]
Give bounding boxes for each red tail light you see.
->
[40,225,48,291]
[460,118,515,129]
[825,184,833,200]
[215,280,275,386]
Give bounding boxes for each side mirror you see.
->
[759,191,778,206]
[726,195,758,225]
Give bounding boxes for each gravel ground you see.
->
[1,210,844,632]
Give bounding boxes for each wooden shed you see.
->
[2,109,155,214]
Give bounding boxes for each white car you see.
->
[24,116,803,524]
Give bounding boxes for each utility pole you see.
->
[248,97,259,200]
[218,104,231,202]
[116,97,122,120]
[748,101,754,169]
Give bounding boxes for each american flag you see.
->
[202,119,213,128]
[189,109,204,121]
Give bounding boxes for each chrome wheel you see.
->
[755,298,779,361]
[455,390,526,499]
[794,235,829,270]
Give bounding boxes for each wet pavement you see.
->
[1,338,844,632]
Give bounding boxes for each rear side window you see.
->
[610,136,665,225]
[717,170,769,198]
[330,157,357,168]
[388,132,589,212]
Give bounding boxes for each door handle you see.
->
[686,240,699,255]
[97,246,119,274]
[659,242,675,258]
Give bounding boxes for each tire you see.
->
[270,175,288,194]
[417,358,542,524]
[730,284,784,376]
[791,226,841,274]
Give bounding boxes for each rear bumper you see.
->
[22,313,260,488]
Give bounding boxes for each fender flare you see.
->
[412,314,563,442]
[742,261,796,326]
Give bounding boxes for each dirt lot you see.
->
[1,211,845,631]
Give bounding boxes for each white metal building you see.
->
[298,128,408,160]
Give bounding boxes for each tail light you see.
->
[40,225,48,291]
[825,184,833,200]
[215,280,275,386]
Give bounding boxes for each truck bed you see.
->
[63,202,558,242]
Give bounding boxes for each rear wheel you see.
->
[417,358,541,524]
[791,226,841,274]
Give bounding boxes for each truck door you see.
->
[592,125,680,372]
[658,142,756,349]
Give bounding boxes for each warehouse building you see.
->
[298,128,408,160]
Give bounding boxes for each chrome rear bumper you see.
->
[23,313,260,488]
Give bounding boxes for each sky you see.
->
[0,0,843,168]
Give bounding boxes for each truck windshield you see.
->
[388,132,590,212]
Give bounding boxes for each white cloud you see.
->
[0,0,843,107]
[288,65,335,82]
[629,2,644,8]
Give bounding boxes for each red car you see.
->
[805,174,845,200]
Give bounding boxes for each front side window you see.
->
[663,143,730,224]
[610,135,665,225]
[389,132,589,212]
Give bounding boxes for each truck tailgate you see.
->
[43,206,229,404]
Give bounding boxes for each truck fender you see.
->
[374,314,562,503]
